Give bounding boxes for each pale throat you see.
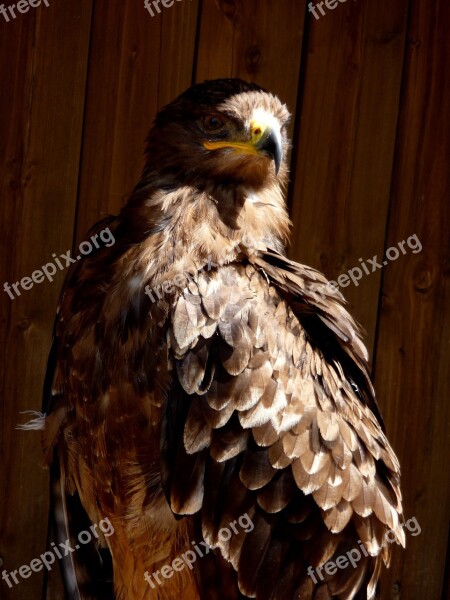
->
[166,184,290,269]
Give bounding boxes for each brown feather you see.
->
[40,79,403,600]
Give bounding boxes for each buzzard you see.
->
[40,79,404,599]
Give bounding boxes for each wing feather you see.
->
[163,257,404,599]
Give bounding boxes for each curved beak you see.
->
[203,113,283,175]
[253,126,283,175]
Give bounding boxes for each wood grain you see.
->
[195,0,306,142]
[158,0,200,109]
[73,2,160,244]
[374,0,450,597]
[195,0,235,81]
[74,0,200,245]
[0,1,93,598]
[288,0,409,358]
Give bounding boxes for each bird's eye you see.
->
[203,115,225,131]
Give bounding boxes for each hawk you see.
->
[39,79,404,600]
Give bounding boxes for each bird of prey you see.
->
[39,78,404,600]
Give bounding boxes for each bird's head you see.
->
[144,78,291,191]
[125,79,292,258]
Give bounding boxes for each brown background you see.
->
[0,0,449,598]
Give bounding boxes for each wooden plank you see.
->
[0,15,37,600]
[0,1,93,598]
[74,1,158,242]
[375,0,450,597]
[75,0,200,244]
[194,0,235,81]
[288,0,409,357]
[158,0,200,108]
[231,0,306,121]
[195,0,307,141]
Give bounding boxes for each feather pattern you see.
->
[39,79,403,600]
[164,261,404,598]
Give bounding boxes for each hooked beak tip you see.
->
[256,129,283,175]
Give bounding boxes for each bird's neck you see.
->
[121,180,291,276]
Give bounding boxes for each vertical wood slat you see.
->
[375,0,450,597]
[0,1,93,598]
[231,0,306,126]
[74,0,200,245]
[73,1,159,243]
[0,15,38,600]
[158,0,201,109]
[194,0,235,81]
[288,0,409,358]
[195,0,307,142]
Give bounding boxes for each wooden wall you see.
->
[0,0,448,598]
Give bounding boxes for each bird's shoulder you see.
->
[162,255,404,598]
